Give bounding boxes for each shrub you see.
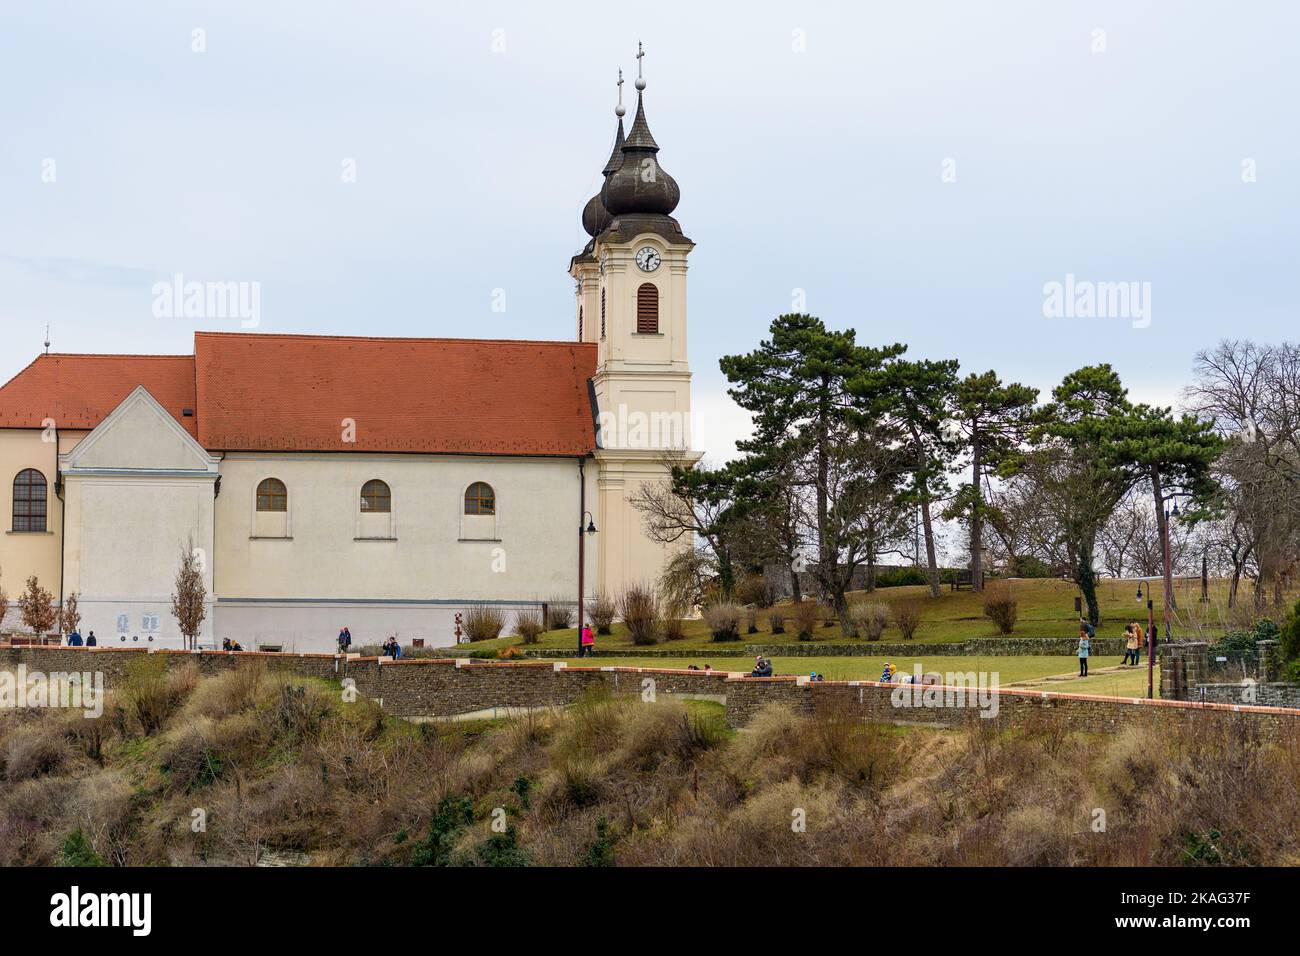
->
[618,584,661,646]
[820,604,838,627]
[792,601,820,641]
[768,609,786,634]
[120,656,196,736]
[587,593,617,635]
[983,583,1018,635]
[892,598,923,640]
[59,828,105,867]
[463,605,507,642]
[514,610,544,645]
[850,602,889,641]
[660,604,687,642]
[735,574,777,609]
[872,566,928,588]
[743,607,760,635]
[1279,599,1300,664]
[498,646,525,660]
[704,603,742,642]
[545,600,575,631]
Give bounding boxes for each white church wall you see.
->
[212,452,600,647]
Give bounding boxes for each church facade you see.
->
[0,75,697,651]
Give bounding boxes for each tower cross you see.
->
[636,41,644,79]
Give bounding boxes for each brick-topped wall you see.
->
[4,645,1299,740]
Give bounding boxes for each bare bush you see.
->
[704,603,742,642]
[892,598,923,640]
[587,593,617,635]
[768,608,786,634]
[618,584,661,645]
[463,604,507,642]
[792,600,820,640]
[850,602,889,641]
[983,583,1019,635]
[514,610,544,644]
[545,599,575,631]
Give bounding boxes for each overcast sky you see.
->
[1,1,1296,464]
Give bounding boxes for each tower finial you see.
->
[635,41,646,91]
[616,68,625,117]
[44,324,50,354]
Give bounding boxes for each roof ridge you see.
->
[194,331,595,348]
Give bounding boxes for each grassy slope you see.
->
[461,576,1261,655]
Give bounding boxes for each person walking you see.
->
[85,631,97,647]
[1077,627,1091,678]
[579,624,595,658]
[1132,621,1144,666]
[1122,624,1137,665]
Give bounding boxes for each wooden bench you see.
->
[950,569,985,591]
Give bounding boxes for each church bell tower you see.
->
[570,46,699,596]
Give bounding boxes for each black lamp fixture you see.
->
[1136,582,1144,602]
[582,511,597,535]
[1171,500,1181,519]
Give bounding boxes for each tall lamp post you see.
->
[576,458,597,651]
[1160,494,1182,642]
[1138,581,1155,699]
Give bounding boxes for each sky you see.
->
[1,0,1297,466]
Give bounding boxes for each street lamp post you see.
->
[576,458,597,653]
[1161,496,1181,643]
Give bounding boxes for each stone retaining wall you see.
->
[5,645,1299,741]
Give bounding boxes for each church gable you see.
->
[63,386,217,473]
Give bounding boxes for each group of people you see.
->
[337,626,353,653]
[1076,617,1158,677]
[750,655,774,677]
[63,630,97,646]
[1122,620,1147,666]
[221,638,245,651]
[381,636,401,659]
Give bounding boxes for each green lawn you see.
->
[555,653,1128,687]
[459,576,1262,656]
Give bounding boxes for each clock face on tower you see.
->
[635,246,662,273]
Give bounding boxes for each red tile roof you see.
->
[194,332,597,455]
[0,354,198,436]
[0,333,599,456]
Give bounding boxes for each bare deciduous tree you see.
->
[171,538,207,650]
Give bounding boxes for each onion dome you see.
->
[601,85,680,218]
[581,114,625,237]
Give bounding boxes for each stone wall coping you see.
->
[821,678,1300,717]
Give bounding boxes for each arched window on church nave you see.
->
[12,468,47,532]
[636,283,659,334]
[360,479,391,513]
[463,481,496,516]
[256,477,287,512]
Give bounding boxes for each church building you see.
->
[0,64,698,650]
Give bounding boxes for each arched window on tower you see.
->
[636,283,659,334]
[12,468,47,532]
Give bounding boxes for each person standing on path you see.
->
[579,624,595,658]
[1077,627,1091,678]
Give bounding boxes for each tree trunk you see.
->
[909,424,942,598]
[1077,539,1100,625]
[1150,466,1178,611]
[970,432,984,591]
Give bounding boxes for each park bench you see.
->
[951,569,985,591]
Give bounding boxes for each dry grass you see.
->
[2,662,1299,867]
